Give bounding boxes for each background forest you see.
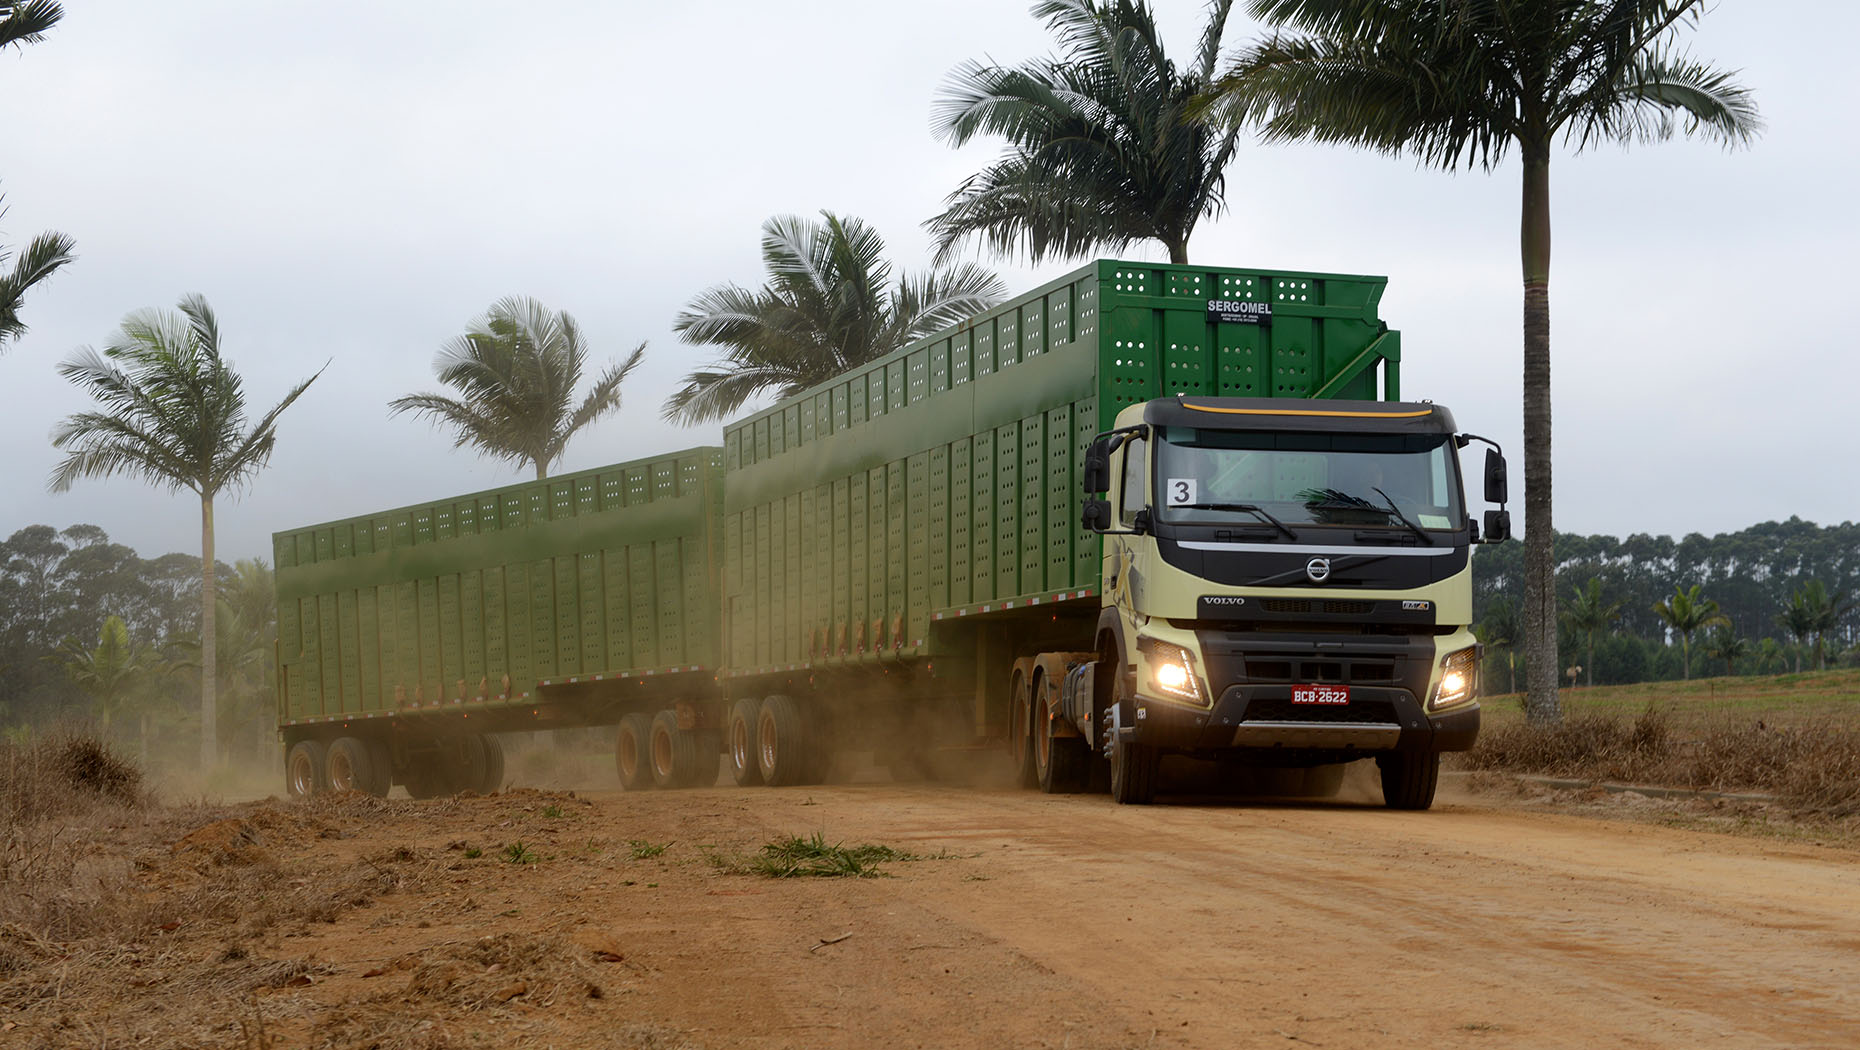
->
[5,515,1856,778]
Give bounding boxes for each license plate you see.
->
[1292,684,1350,705]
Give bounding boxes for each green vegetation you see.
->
[388,296,645,481]
[49,296,322,767]
[713,832,924,879]
[663,212,1003,424]
[1209,0,1760,724]
[627,839,670,859]
[929,0,1241,265]
[501,842,540,865]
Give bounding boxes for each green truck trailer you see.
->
[276,259,1508,807]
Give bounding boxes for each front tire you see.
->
[1106,675,1158,805]
[1377,751,1440,811]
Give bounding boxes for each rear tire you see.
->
[404,754,447,799]
[454,735,489,795]
[1009,668,1037,789]
[615,712,654,791]
[755,695,812,786]
[727,698,764,786]
[286,739,326,799]
[649,710,697,789]
[325,737,375,795]
[1378,751,1440,810]
[1034,674,1087,794]
[477,734,506,793]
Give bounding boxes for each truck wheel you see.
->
[325,737,376,794]
[1009,667,1037,789]
[1108,731,1159,804]
[1034,674,1087,794]
[649,710,697,789]
[477,734,506,793]
[1377,751,1440,810]
[1107,675,1159,804]
[727,698,764,786]
[364,736,393,797]
[690,729,722,788]
[286,739,326,799]
[453,734,489,796]
[615,713,654,791]
[756,695,813,786]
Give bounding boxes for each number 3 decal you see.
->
[1165,478,1197,506]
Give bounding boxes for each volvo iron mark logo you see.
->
[1305,557,1332,583]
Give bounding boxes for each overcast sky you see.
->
[4,0,1851,565]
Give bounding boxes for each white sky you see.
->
[3,0,1851,564]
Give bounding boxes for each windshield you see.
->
[1151,426,1463,531]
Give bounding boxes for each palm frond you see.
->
[0,228,76,347]
[0,0,62,50]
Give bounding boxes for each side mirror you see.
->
[1482,509,1511,543]
[1083,438,1112,493]
[1081,498,1113,532]
[1484,449,1508,505]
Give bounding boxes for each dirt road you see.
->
[23,774,1860,1049]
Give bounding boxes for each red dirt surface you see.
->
[6,776,1858,1048]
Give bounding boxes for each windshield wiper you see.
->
[1171,502,1296,540]
[1371,487,1434,546]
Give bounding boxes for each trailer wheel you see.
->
[756,695,812,786]
[286,739,326,799]
[477,734,506,793]
[1009,667,1037,789]
[727,698,764,786]
[450,734,489,796]
[650,710,698,789]
[1377,751,1439,811]
[615,713,654,791]
[1034,673,1087,794]
[326,737,376,794]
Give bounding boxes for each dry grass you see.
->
[1464,707,1860,817]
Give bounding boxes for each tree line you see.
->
[1474,517,1859,690]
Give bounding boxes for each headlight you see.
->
[1137,636,1204,705]
[1429,645,1479,711]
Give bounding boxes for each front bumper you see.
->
[1130,684,1479,757]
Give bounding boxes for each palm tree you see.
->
[1774,590,1817,674]
[1,1,62,51]
[2,5,73,350]
[1475,598,1519,695]
[51,614,152,737]
[664,212,1005,424]
[50,295,321,768]
[391,297,643,480]
[1703,626,1749,677]
[928,0,1241,265]
[1207,1,1759,724]
[1786,580,1853,672]
[1651,584,1728,681]
[0,205,75,351]
[1561,577,1622,687]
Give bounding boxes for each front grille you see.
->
[1324,600,1375,615]
[1257,598,1375,616]
[1262,599,1311,613]
[1244,698,1398,725]
[1244,659,1401,684]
